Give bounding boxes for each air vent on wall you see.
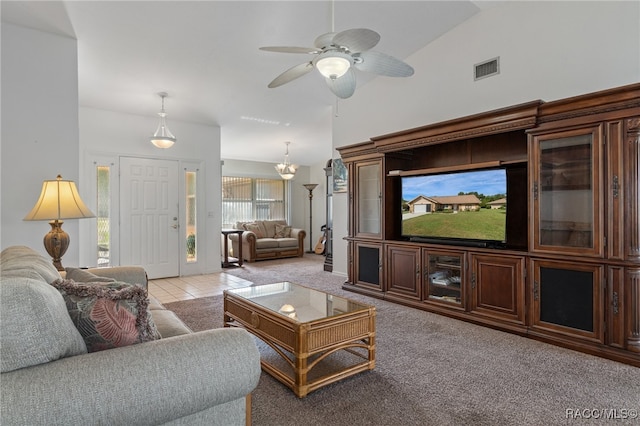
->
[474,57,500,81]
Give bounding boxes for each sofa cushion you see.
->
[244,222,265,238]
[51,279,161,352]
[65,267,116,283]
[150,309,193,338]
[146,295,192,338]
[0,275,87,373]
[255,238,279,249]
[263,220,287,238]
[0,245,61,284]
[276,237,299,248]
[275,224,292,238]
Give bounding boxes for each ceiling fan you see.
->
[260,28,414,99]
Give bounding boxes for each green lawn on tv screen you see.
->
[402,208,506,240]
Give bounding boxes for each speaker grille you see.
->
[474,57,500,81]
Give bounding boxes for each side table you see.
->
[221,229,244,268]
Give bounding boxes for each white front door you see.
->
[120,157,180,279]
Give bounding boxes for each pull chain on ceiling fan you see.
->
[259,1,414,99]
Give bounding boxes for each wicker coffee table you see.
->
[224,282,376,398]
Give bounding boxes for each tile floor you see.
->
[148,272,253,304]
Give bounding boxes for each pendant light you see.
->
[150,92,176,149]
[275,141,297,180]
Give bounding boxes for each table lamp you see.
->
[24,175,95,271]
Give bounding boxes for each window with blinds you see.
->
[222,177,286,228]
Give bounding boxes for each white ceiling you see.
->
[1,1,486,166]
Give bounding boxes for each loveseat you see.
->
[229,220,306,262]
[0,246,261,426]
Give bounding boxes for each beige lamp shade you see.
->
[24,175,95,221]
[24,175,94,271]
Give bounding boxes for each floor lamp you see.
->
[303,184,318,253]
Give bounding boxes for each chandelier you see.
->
[275,142,297,180]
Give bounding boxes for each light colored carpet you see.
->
[165,255,640,426]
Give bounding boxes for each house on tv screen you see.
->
[407,194,482,213]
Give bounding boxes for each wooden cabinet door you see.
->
[470,254,525,325]
[353,241,383,291]
[529,125,604,258]
[386,245,421,300]
[354,160,382,238]
[530,259,603,343]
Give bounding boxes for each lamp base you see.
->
[43,220,69,271]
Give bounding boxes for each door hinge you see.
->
[533,181,538,200]
[471,272,476,289]
[612,175,619,198]
[533,280,539,301]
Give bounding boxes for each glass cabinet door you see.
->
[425,251,464,307]
[356,161,382,237]
[531,126,602,256]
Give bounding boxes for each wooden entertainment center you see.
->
[337,83,640,366]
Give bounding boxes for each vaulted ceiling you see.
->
[1,1,488,165]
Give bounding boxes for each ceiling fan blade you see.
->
[332,28,380,53]
[325,68,356,99]
[260,46,320,54]
[268,62,314,88]
[353,51,415,77]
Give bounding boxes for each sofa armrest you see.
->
[290,228,305,239]
[86,266,148,289]
[0,328,260,425]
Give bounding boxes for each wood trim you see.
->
[392,160,502,177]
[245,394,252,426]
[371,101,542,152]
[537,83,640,123]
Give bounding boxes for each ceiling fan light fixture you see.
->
[150,92,176,149]
[315,52,353,79]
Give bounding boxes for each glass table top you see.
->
[226,281,371,323]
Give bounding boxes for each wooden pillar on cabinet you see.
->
[627,268,640,353]
[626,117,640,353]
[626,117,640,261]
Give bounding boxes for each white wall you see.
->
[79,107,222,275]
[330,1,640,275]
[1,23,81,264]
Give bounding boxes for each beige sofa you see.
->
[229,220,306,262]
[0,245,261,426]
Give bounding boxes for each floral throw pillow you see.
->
[50,279,161,353]
[274,224,292,238]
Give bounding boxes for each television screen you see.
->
[401,168,507,244]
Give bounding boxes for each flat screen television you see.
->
[401,168,508,248]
